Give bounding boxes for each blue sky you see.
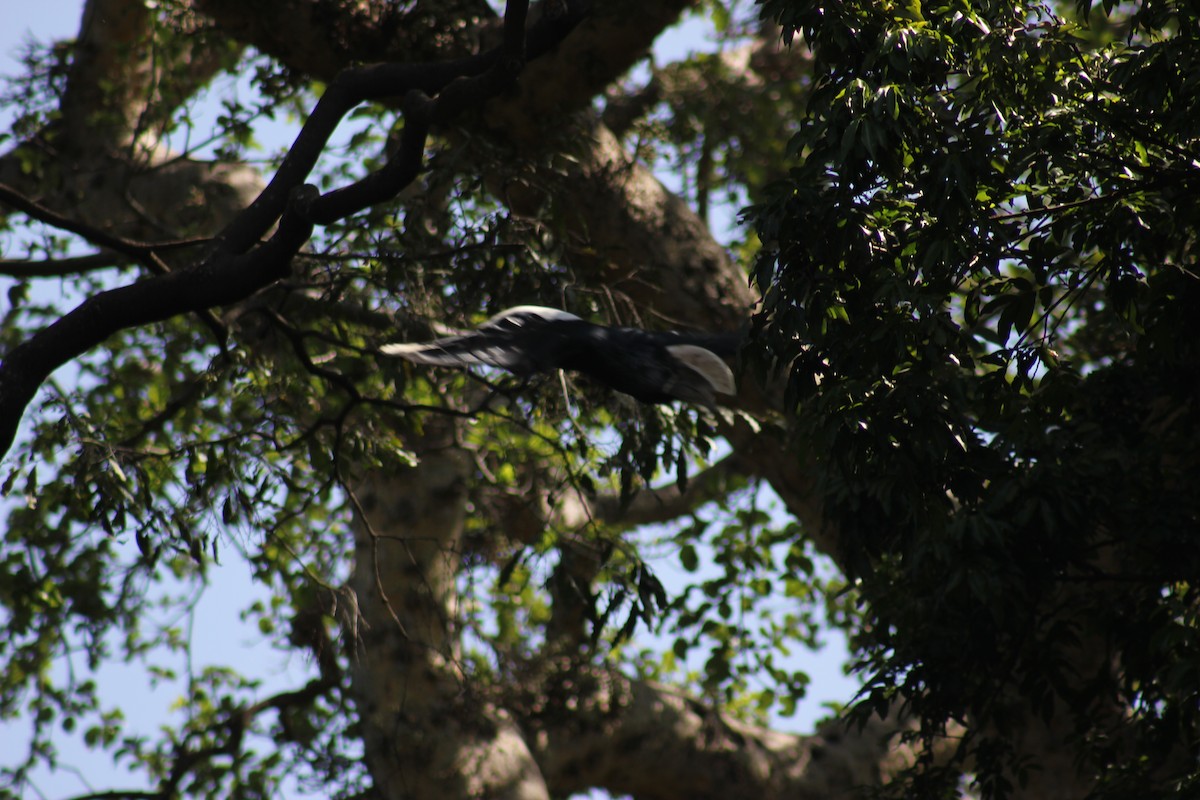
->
[0,7,858,799]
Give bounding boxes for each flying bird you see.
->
[380,305,738,407]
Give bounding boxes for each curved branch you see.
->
[590,452,749,528]
[0,180,231,351]
[0,254,129,279]
[0,0,586,462]
[0,182,174,274]
[518,664,950,800]
[0,236,215,279]
[211,1,587,253]
[193,0,497,80]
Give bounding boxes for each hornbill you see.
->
[381,306,738,407]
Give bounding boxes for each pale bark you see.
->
[523,666,922,800]
[60,0,234,154]
[348,447,552,800]
[0,0,261,244]
[58,0,156,152]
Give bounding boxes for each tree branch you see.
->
[0,236,216,279]
[0,253,129,279]
[0,181,231,353]
[0,0,586,462]
[0,182,174,274]
[192,0,496,81]
[590,452,749,528]
[209,0,582,254]
[517,663,945,800]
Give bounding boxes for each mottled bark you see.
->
[348,446,551,800]
[0,0,260,242]
[193,0,496,79]
[522,664,923,800]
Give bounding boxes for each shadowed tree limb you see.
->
[0,254,129,279]
[0,182,177,275]
[513,658,961,799]
[0,0,585,461]
[57,0,237,156]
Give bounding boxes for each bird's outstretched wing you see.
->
[380,306,581,374]
[379,335,529,370]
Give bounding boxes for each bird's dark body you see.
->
[543,322,690,404]
[381,306,738,406]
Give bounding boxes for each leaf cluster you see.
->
[751,0,1200,793]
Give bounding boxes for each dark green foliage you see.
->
[752,0,1200,794]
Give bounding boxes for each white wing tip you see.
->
[379,342,428,357]
[490,305,582,324]
[667,345,736,395]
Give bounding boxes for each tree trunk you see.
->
[349,442,551,800]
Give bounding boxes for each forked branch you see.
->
[0,0,589,460]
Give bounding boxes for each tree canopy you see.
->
[1,1,1198,799]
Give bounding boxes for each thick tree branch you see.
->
[516,663,949,800]
[0,0,584,462]
[349,448,553,800]
[193,0,496,80]
[0,184,313,454]
[210,0,580,254]
[483,0,695,144]
[489,452,752,550]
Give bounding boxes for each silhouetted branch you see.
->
[0,0,588,461]
[0,182,174,275]
[0,253,129,278]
